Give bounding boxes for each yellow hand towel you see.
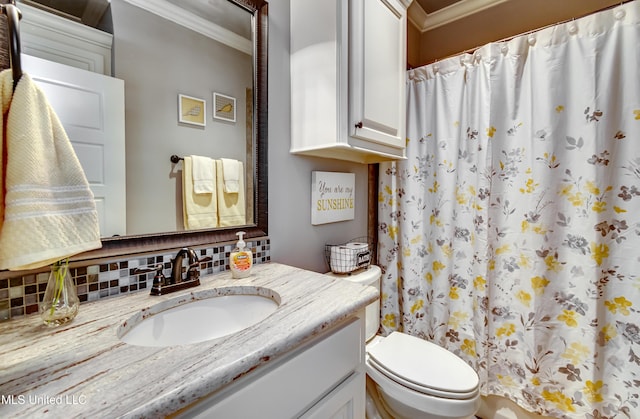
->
[183,156,218,230]
[220,158,240,193]
[216,159,245,227]
[0,70,102,270]
[191,154,215,194]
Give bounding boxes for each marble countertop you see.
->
[0,263,378,418]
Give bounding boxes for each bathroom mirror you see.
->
[4,0,268,260]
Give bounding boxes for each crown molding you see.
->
[122,0,252,55]
[408,0,509,32]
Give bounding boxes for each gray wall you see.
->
[267,0,370,273]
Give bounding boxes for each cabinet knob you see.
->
[355,122,363,129]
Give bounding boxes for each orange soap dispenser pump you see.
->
[230,231,253,279]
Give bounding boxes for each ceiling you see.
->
[416,0,462,14]
[409,0,512,32]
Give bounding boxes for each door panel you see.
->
[22,54,126,237]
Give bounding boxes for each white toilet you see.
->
[327,265,480,419]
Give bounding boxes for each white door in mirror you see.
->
[22,54,127,237]
[120,295,279,347]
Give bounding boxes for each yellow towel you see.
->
[0,70,102,270]
[220,158,240,193]
[216,159,246,227]
[183,156,218,230]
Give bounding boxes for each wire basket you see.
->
[325,236,375,274]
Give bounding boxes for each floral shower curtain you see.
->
[378,2,640,418]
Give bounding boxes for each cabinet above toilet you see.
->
[290,0,409,163]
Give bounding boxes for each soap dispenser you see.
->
[230,231,253,278]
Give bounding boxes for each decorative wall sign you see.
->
[213,92,236,122]
[311,171,355,225]
[178,94,206,127]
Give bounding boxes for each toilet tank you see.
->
[326,265,381,341]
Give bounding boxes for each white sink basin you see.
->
[118,287,280,347]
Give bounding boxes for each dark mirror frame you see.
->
[77,0,268,261]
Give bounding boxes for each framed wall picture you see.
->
[178,94,206,127]
[213,92,236,122]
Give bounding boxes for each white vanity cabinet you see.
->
[177,316,366,418]
[290,0,409,164]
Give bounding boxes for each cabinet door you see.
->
[176,318,363,418]
[300,372,366,419]
[350,0,406,149]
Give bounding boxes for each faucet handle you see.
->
[186,255,212,280]
[134,263,164,275]
[200,255,213,262]
[134,264,167,288]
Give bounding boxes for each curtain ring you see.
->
[614,9,626,20]
[501,44,509,54]
[528,35,536,46]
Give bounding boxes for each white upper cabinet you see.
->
[290,0,409,164]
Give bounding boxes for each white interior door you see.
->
[22,54,126,237]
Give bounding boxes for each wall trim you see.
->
[122,0,252,55]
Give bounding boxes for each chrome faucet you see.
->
[134,247,211,296]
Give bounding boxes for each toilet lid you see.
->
[367,332,479,398]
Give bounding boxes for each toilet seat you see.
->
[367,332,479,400]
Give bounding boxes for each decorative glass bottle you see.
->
[40,259,79,326]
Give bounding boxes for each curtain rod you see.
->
[422,0,634,67]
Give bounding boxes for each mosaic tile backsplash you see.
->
[0,238,270,321]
